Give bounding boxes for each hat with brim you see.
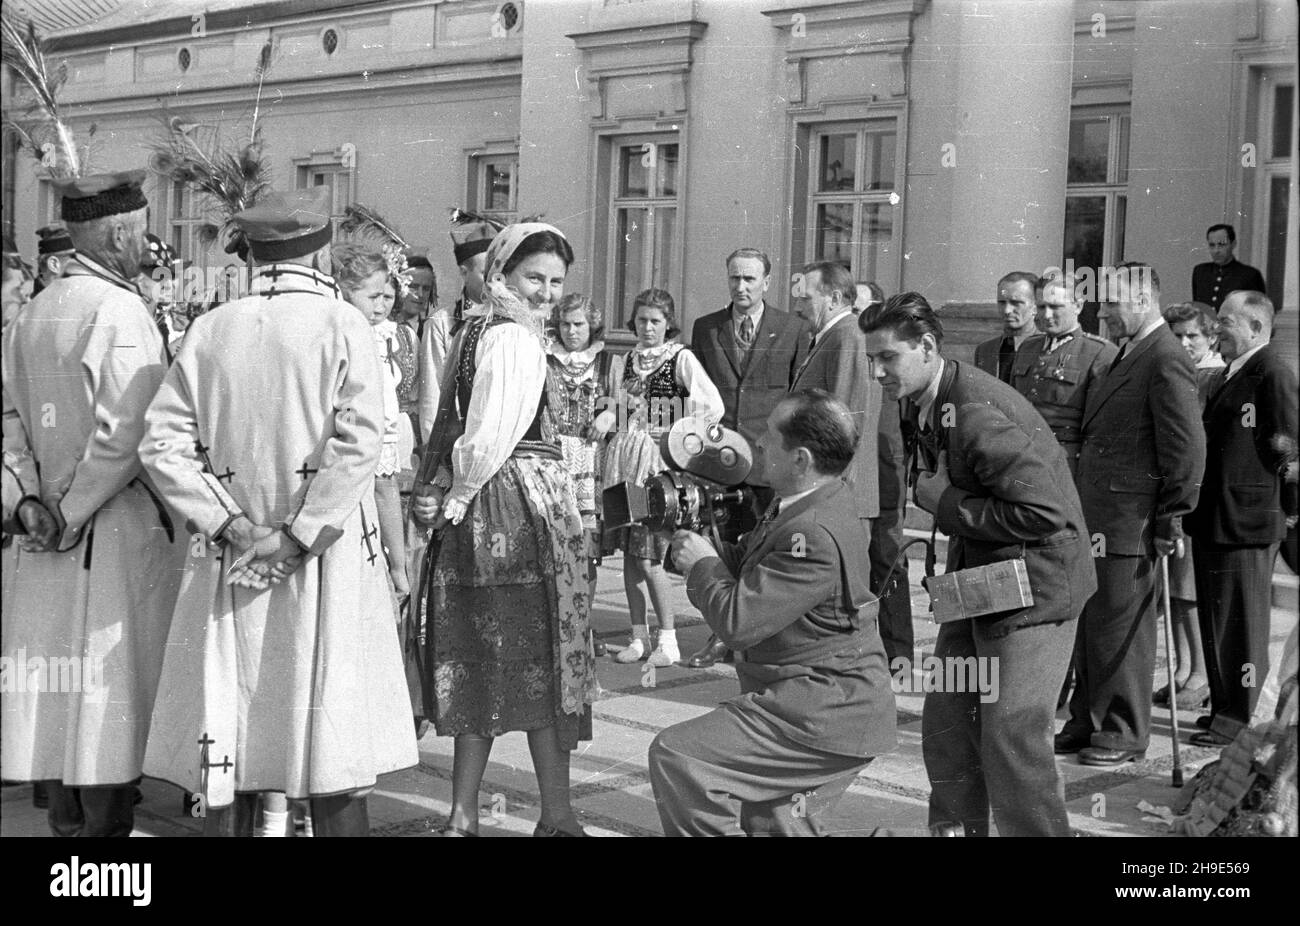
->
[55,170,149,223]
[233,187,333,262]
[37,224,75,256]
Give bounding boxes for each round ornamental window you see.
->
[178,47,192,71]
[322,29,338,55]
[499,2,520,30]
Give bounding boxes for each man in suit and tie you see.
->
[1185,291,1297,747]
[686,248,810,668]
[1058,263,1206,766]
[974,271,1040,383]
[790,261,881,523]
[651,390,896,835]
[862,293,1095,836]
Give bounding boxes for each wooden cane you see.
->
[1160,553,1183,787]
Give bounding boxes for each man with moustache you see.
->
[975,272,1039,384]
[686,248,809,668]
[1185,290,1297,746]
[1058,263,1205,766]
[861,293,1094,836]
[1011,270,1117,477]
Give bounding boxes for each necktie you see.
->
[808,332,817,352]
[739,315,755,348]
[1108,342,1128,374]
[997,337,1015,384]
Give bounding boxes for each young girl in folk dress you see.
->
[546,294,615,656]
[603,289,723,667]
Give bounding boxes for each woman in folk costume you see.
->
[603,288,724,666]
[546,294,616,657]
[411,222,597,837]
[139,188,416,837]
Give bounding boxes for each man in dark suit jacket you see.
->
[651,391,896,835]
[686,248,809,667]
[1061,263,1206,766]
[1186,291,1298,746]
[973,271,1039,383]
[790,260,881,521]
[862,294,1095,836]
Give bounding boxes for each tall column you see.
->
[944,0,1075,307]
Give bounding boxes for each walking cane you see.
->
[1159,553,1183,787]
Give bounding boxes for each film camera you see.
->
[602,417,755,572]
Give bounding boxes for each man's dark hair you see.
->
[1206,223,1236,243]
[802,260,856,304]
[725,247,771,276]
[858,291,945,348]
[998,270,1040,291]
[1112,260,1161,300]
[776,389,858,477]
[857,280,885,304]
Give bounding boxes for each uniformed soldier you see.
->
[1012,270,1118,477]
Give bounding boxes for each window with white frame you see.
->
[803,121,898,285]
[1063,106,1129,333]
[294,152,355,235]
[608,135,679,325]
[166,180,208,266]
[469,152,518,226]
[1257,77,1293,302]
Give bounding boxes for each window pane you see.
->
[860,203,892,280]
[172,182,186,219]
[1273,85,1294,160]
[819,133,856,192]
[1064,196,1107,335]
[1116,116,1130,185]
[814,202,855,266]
[1266,175,1290,301]
[1112,194,1127,265]
[652,207,676,287]
[866,131,896,190]
[657,144,679,197]
[485,159,515,211]
[619,146,651,197]
[1068,117,1110,184]
[614,207,649,314]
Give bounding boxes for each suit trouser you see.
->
[47,781,136,837]
[1064,554,1157,751]
[648,702,869,836]
[1193,542,1276,738]
[869,507,914,666]
[922,616,1075,837]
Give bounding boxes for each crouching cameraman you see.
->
[648,390,897,835]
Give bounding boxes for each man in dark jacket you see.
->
[651,391,896,835]
[862,293,1095,837]
[686,248,809,667]
[1060,263,1206,767]
[1186,290,1297,746]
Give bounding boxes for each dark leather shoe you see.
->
[1054,732,1090,755]
[1195,714,1214,730]
[1153,684,1173,706]
[592,638,607,657]
[687,635,729,668]
[1078,746,1146,766]
[1189,730,1232,748]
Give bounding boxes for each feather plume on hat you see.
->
[338,204,413,295]
[147,42,277,262]
[1,13,81,178]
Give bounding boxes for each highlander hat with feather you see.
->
[449,207,505,266]
[146,42,277,263]
[338,203,413,296]
[1,12,81,179]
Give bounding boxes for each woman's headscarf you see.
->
[483,221,567,286]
